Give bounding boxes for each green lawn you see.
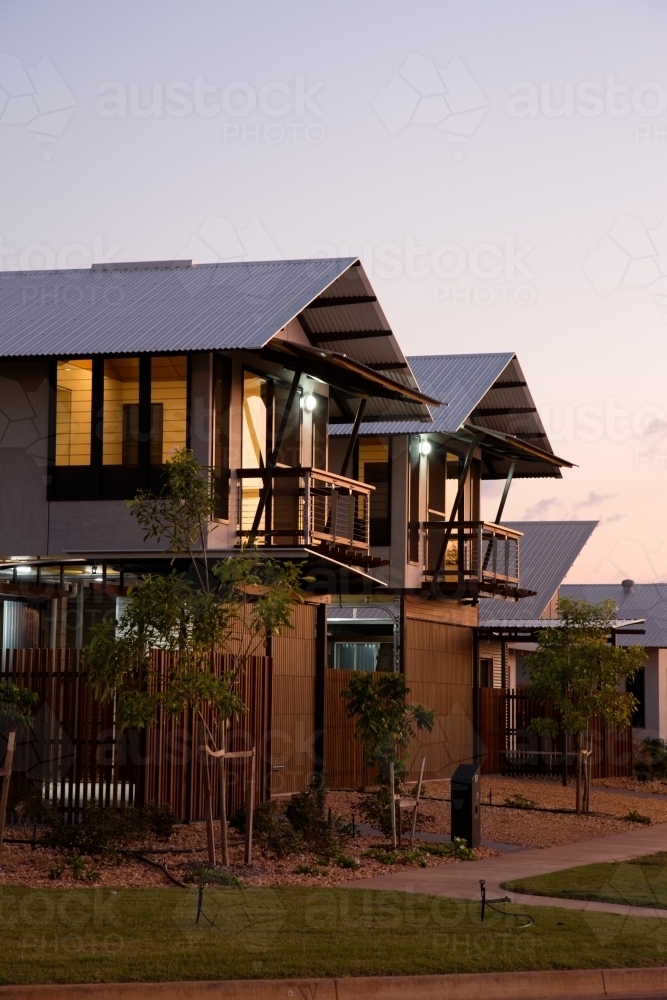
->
[502,852,667,909]
[1,886,667,984]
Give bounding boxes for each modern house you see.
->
[561,582,667,742]
[477,520,599,688]
[0,257,575,804]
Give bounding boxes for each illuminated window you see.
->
[242,372,269,467]
[55,359,92,466]
[103,358,140,466]
[150,356,187,464]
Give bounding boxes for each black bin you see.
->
[450,763,481,848]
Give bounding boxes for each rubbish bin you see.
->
[450,763,481,847]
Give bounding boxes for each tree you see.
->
[0,682,37,859]
[342,672,434,843]
[526,597,646,812]
[85,448,305,865]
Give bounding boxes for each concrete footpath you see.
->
[2,968,667,1000]
[349,822,667,918]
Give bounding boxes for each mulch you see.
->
[2,774,662,890]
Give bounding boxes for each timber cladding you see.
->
[403,606,475,781]
[270,602,317,796]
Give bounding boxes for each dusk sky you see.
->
[2,1,666,583]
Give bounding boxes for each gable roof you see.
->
[0,257,434,421]
[479,521,598,621]
[560,583,667,648]
[331,352,571,478]
[0,258,358,357]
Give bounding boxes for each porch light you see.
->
[303,394,317,411]
[419,440,432,455]
[15,565,31,575]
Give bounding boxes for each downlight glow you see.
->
[419,440,432,456]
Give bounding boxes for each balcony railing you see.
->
[421,520,522,589]
[236,467,374,553]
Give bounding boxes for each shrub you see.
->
[634,737,667,780]
[503,793,538,810]
[43,803,176,857]
[284,777,341,854]
[623,810,651,826]
[230,801,303,858]
[183,866,239,886]
[421,837,476,860]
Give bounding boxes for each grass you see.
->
[2,886,667,984]
[502,852,667,909]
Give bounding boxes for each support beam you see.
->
[249,369,302,540]
[304,295,377,308]
[307,330,391,344]
[494,462,515,525]
[472,406,537,417]
[365,362,409,371]
[430,439,479,596]
[339,399,367,478]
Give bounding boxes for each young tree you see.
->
[342,672,434,843]
[85,448,305,865]
[0,682,37,858]
[526,597,646,812]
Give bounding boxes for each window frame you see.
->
[48,353,191,501]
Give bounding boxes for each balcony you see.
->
[236,467,375,560]
[421,520,524,596]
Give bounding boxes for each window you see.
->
[426,448,461,576]
[242,372,269,468]
[311,393,328,469]
[55,360,92,466]
[51,354,190,501]
[213,355,231,520]
[408,436,420,563]
[480,658,493,688]
[103,358,140,465]
[150,355,187,463]
[358,436,390,546]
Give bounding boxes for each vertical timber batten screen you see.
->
[0,648,272,823]
[478,689,633,779]
[1,648,140,823]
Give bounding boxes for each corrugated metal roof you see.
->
[480,618,642,630]
[561,583,667,648]
[0,258,358,357]
[332,353,514,434]
[479,521,598,621]
[330,351,568,478]
[326,605,399,622]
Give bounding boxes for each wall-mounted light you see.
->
[303,394,317,411]
[419,440,432,456]
[15,565,31,575]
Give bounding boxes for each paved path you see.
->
[347,822,667,918]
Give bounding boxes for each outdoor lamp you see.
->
[303,394,317,411]
[419,440,432,456]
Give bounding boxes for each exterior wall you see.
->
[0,360,50,556]
[403,595,475,780]
[635,647,667,741]
[270,602,317,796]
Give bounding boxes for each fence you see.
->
[479,688,633,779]
[0,648,271,823]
